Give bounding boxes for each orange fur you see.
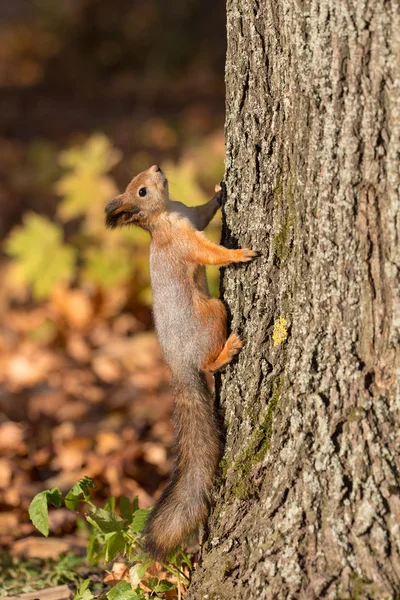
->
[105,166,259,560]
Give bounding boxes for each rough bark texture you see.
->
[188,1,400,598]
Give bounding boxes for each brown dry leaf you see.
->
[28,390,66,420]
[12,536,71,558]
[5,345,59,389]
[92,354,121,382]
[105,332,162,371]
[117,478,153,508]
[5,584,71,600]
[96,430,124,456]
[0,457,13,487]
[89,321,112,346]
[51,367,95,396]
[112,313,138,336]
[103,561,129,587]
[0,421,26,452]
[6,307,49,335]
[82,385,105,403]
[103,464,124,496]
[66,332,92,362]
[142,442,167,466]
[48,507,77,534]
[45,470,87,491]
[53,437,91,472]
[31,447,52,467]
[1,472,29,507]
[52,421,76,442]
[129,369,166,391]
[55,400,89,422]
[51,287,94,330]
[0,511,18,534]
[164,591,180,600]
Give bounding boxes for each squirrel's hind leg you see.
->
[203,333,243,372]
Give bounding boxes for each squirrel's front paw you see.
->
[214,184,223,206]
[227,333,243,358]
[236,248,261,262]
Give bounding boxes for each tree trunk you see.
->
[188,1,400,598]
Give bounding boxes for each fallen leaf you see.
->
[53,438,91,472]
[12,536,71,558]
[0,511,18,533]
[92,355,121,382]
[96,431,124,455]
[0,457,13,486]
[103,561,129,587]
[28,390,66,420]
[142,442,167,466]
[51,287,94,330]
[0,421,26,452]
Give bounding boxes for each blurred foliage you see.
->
[0,0,225,240]
[55,135,122,224]
[4,213,76,299]
[0,6,225,592]
[0,551,89,596]
[3,131,223,305]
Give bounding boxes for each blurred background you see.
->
[0,0,225,563]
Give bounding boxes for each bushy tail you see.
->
[143,369,221,561]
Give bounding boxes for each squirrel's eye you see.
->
[139,187,147,197]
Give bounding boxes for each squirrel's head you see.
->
[105,165,168,230]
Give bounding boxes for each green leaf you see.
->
[28,488,62,537]
[47,488,63,508]
[104,497,116,513]
[65,477,96,511]
[74,579,94,600]
[86,532,100,565]
[86,508,125,534]
[153,579,175,593]
[106,581,139,600]
[28,492,50,537]
[104,532,125,563]
[131,496,139,513]
[144,577,158,590]
[129,560,153,585]
[144,576,175,592]
[179,550,193,570]
[119,497,132,523]
[4,213,76,300]
[129,509,150,533]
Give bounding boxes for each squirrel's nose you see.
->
[150,165,161,173]
[105,198,121,214]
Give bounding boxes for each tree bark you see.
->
[188,1,400,598]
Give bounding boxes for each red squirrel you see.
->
[105,165,258,560]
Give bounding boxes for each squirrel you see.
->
[105,165,258,560]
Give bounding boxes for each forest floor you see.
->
[0,288,177,597]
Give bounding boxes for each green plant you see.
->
[0,551,90,597]
[29,477,192,599]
